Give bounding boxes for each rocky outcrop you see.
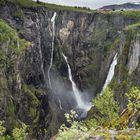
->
[100,2,140,10]
[0,1,140,139]
[128,33,140,74]
[109,24,140,110]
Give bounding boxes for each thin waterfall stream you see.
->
[101,53,118,95]
[47,12,57,89]
[62,52,92,113]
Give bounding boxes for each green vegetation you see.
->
[12,124,27,140]
[0,0,38,7]
[54,86,140,140]
[0,121,27,140]
[126,86,140,112]
[1,0,140,15]
[0,121,6,137]
[37,2,93,13]
[102,36,120,57]
[0,19,30,68]
[55,110,89,140]
[21,84,41,122]
[0,19,31,134]
[0,0,94,13]
[0,19,17,42]
[92,88,119,128]
[119,10,140,19]
[104,10,140,19]
[102,36,121,58]
[85,88,119,129]
[124,22,140,32]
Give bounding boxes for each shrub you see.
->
[0,121,28,140]
[126,87,140,111]
[55,110,89,140]
[0,121,13,140]
[93,88,119,128]
[0,121,6,137]
[12,124,27,140]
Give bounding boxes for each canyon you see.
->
[0,0,140,139]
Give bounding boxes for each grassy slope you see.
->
[0,0,94,13]
[1,0,140,16]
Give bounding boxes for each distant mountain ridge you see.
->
[100,2,140,10]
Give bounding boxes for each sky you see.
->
[34,0,140,9]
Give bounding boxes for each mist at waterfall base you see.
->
[62,53,92,117]
[48,68,92,119]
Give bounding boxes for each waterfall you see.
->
[39,45,46,82]
[101,54,118,95]
[47,12,57,89]
[58,97,62,110]
[62,53,91,112]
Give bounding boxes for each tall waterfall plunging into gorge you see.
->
[62,53,92,112]
[47,12,57,89]
[101,54,118,94]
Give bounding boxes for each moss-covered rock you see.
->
[0,19,31,132]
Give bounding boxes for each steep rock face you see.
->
[0,19,32,132]
[0,1,140,138]
[111,25,140,110]
[128,33,140,74]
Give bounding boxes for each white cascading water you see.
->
[101,53,118,95]
[47,12,57,89]
[62,53,91,112]
[58,97,62,110]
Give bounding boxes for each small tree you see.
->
[93,88,119,128]
[55,110,89,140]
